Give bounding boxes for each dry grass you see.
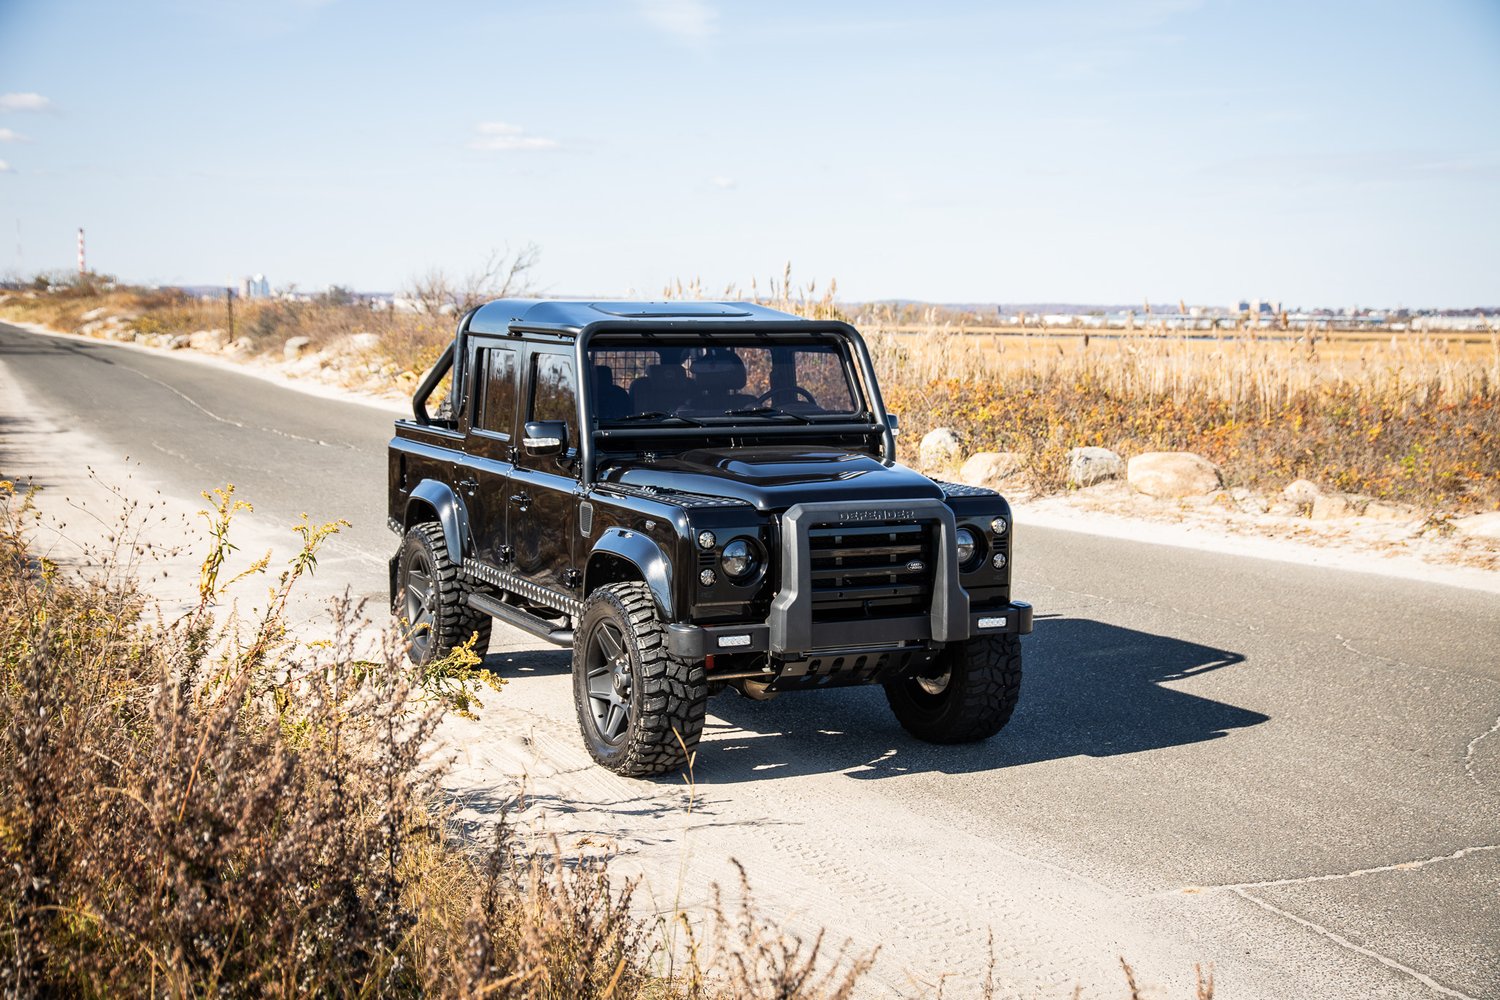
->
[0,480,876,998]
[8,272,1493,512]
[869,327,1500,509]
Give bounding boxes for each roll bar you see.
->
[410,307,480,425]
[559,319,895,488]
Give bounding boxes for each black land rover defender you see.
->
[388,300,1032,776]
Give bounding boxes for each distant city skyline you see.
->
[1,1,1497,308]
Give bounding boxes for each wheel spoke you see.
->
[603,702,626,740]
[597,624,625,662]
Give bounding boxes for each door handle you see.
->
[457,477,479,491]
[509,493,531,509]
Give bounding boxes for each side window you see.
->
[474,347,517,436]
[530,353,578,449]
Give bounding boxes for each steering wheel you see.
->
[756,386,818,408]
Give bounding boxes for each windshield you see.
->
[587,341,864,423]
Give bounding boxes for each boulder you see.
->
[166,334,190,350]
[1127,452,1221,498]
[1067,447,1123,487]
[1229,487,1271,514]
[1283,479,1321,505]
[919,428,963,470]
[1453,511,1500,540]
[80,306,109,322]
[1362,501,1416,522]
[283,336,313,362]
[959,451,1022,487]
[348,331,382,352]
[188,328,227,352]
[1310,494,1354,520]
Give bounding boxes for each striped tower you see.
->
[76,228,85,274]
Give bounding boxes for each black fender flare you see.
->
[586,527,675,620]
[403,479,469,567]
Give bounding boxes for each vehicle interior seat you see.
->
[686,348,756,413]
[628,349,692,414]
[592,364,631,420]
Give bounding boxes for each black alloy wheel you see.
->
[572,582,708,777]
[398,522,491,666]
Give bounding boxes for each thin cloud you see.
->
[0,128,28,142]
[469,122,559,151]
[636,0,716,40]
[0,160,12,174]
[711,175,737,189]
[0,92,54,112]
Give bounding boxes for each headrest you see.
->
[688,348,747,391]
[645,363,688,381]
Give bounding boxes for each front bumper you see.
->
[665,601,1033,660]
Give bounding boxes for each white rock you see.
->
[1363,501,1417,522]
[283,336,313,362]
[959,451,1022,487]
[919,428,963,470]
[1067,447,1123,487]
[1283,479,1321,505]
[1310,494,1354,520]
[348,331,381,352]
[80,306,109,321]
[188,328,227,352]
[1453,511,1500,540]
[1127,452,1221,498]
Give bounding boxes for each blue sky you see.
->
[1,0,1497,307]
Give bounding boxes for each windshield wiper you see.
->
[722,405,812,424]
[612,410,705,426]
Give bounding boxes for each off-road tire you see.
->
[884,633,1022,743]
[572,582,707,777]
[398,522,491,665]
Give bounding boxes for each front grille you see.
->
[807,520,936,623]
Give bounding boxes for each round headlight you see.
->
[955,527,978,568]
[990,516,1007,535]
[721,538,759,579]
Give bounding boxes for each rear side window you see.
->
[474,347,518,436]
[530,353,578,444]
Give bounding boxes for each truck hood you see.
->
[601,446,943,512]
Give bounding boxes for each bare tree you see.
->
[404,244,540,316]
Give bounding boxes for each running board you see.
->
[466,592,574,647]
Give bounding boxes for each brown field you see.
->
[4,278,1498,513]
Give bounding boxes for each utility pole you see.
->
[226,286,235,341]
[76,227,85,275]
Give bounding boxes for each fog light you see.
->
[992,553,1007,569]
[697,530,716,550]
[699,568,717,586]
[991,517,1007,535]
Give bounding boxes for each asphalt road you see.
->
[3,321,1498,998]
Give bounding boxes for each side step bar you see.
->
[466,592,574,647]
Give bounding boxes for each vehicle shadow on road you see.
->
[692,616,1267,784]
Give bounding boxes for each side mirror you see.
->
[886,413,901,437]
[523,420,567,457]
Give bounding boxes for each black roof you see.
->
[467,299,814,336]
